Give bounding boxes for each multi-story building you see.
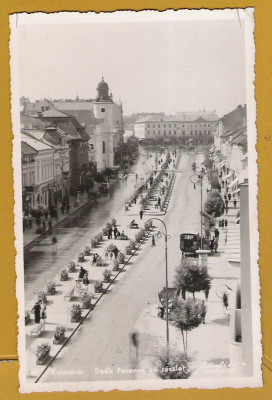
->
[21,133,55,210]
[134,111,218,142]
[21,141,37,213]
[22,126,71,202]
[32,108,90,192]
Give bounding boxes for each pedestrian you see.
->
[152,235,156,246]
[200,300,206,324]
[114,227,118,239]
[32,302,41,324]
[225,219,228,228]
[214,228,220,238]
[107,229,111,240]
[158,303,165,319]
[225,199,228,208]
[234,199,237,208]
[218,219,221,228]
[210,238,214,252]
[79,266,87,278]
[222,180,225,187]
[214,238,218,253]
[158,197,161,206]
[83,273,89,285]
[228,193,231,201]
[51,234,57,250]
[222,292,229,310]
[139,210,144,220]
[130,331,139,357]
[204,287,210,300]
[92,254,97,265]
[41,305,47,320]
[225,234,228,244]
[113,246,119,259]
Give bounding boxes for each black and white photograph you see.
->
[10,9,261,392]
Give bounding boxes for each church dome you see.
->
[95,76,112,103]
[97,77,109,90]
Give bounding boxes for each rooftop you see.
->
[21,141,38,155]
[21,133,54,152]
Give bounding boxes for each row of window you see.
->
[22,171,35,187]
[146,123,211,128]
[146,130,211,136]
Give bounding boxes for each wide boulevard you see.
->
[37,151,205,383]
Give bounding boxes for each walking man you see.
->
[130,331,139,357]
[200,300,207,324]
[139,210,144,220]
[234,199,237,208]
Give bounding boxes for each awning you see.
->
[233,188,240,194]
[209,146,216,152]
[217,160,226,168]
[237,170,247,184]
[228,176,239,189]
[222,172,232,180]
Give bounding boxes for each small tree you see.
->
[153,345,191,379]
[204,193,225,218]
[94,172,106,183]
[174,258,211,299]
[169,298,205,352]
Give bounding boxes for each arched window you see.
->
[102,141,106,154]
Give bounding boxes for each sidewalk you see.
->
[23,192,93,247]
[24,152,179,380]
[133,203,241,380]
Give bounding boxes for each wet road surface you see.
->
[39,152,205,383]
[24,147,155,304]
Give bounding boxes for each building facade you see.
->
[92,77,124,171]
[134,111,218,142]
[21,133,55,211]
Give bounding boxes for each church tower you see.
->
[93,77,122,171]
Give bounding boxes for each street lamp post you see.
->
[145,217,170,346]
[190,173,204,249]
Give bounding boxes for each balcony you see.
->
[23,185,35,193]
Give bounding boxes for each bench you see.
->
[64,287,75,301]
[31,319,45,337]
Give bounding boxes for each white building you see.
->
[92,77,124,171]
[134,111,218,141]
[21,133,55,209]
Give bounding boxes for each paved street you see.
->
[39,152,205,383]
[24,146,155,303]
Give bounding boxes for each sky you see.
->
[18,13,248,118]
